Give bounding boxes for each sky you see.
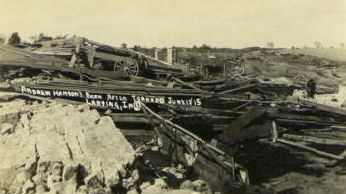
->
[0,0,345,48]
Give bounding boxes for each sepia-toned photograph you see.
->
[0,0,346,193]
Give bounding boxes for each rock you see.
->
[162,167,185,179]
[292,89,307,99]
[127,189,139,194]
[21,179,35,194]
[62,161,79,181]
[76,104,89,112]
[76,185,88,194]
[153,178,169,190]
[122,169,139,190]
[180,180,195,190]
[0,189,7,194]
[139,182,152,191]
[0,102,136,193]
[141,178,169,194]
[192,180,212,193]
[270,103,277,107]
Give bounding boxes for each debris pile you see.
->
[0,99,136,193]
[1,37,346,193]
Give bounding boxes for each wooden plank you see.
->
[13,79,209,97]
[218,84,257,94]
[282,133,346,146]
[171,76,206,93]
[277,138,344,160]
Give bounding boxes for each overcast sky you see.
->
[0,0,345,48]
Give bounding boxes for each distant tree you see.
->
[8,32,21,45]
[340,43,345,49]
[200,44,211,50]
[133,45,142,51]
[0,34,5,44]
[192,45,197,49]
[37,33,52,42]
[314,41,322,49]
[121,43,127,48]
[266,42,275,48]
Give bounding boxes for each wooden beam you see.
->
[171,76,207,93]
[276,138,344,160]
[282,133,346,146]
[218,84,257,94]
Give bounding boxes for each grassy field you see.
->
[281,48,346,62]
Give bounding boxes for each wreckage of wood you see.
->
[139,101,250,186]
[170,76,206,93]
[12,78,210,98]
[282,133,346,146]
[0,59,128,80]
[218,84,257,94]
[139,101,226,156]
[275,118,344,128]
[276,138,344,160]
[127,48,173,67]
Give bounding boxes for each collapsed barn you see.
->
[1,37,346,194]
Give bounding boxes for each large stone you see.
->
[0,101,135,193]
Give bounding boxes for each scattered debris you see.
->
[1,38,346,194]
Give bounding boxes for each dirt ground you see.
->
[263,167,346,194]
[237,141,346,194]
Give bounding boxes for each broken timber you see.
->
[6,78,210,113]
[0,45,128,80]
[139,102,249,192]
